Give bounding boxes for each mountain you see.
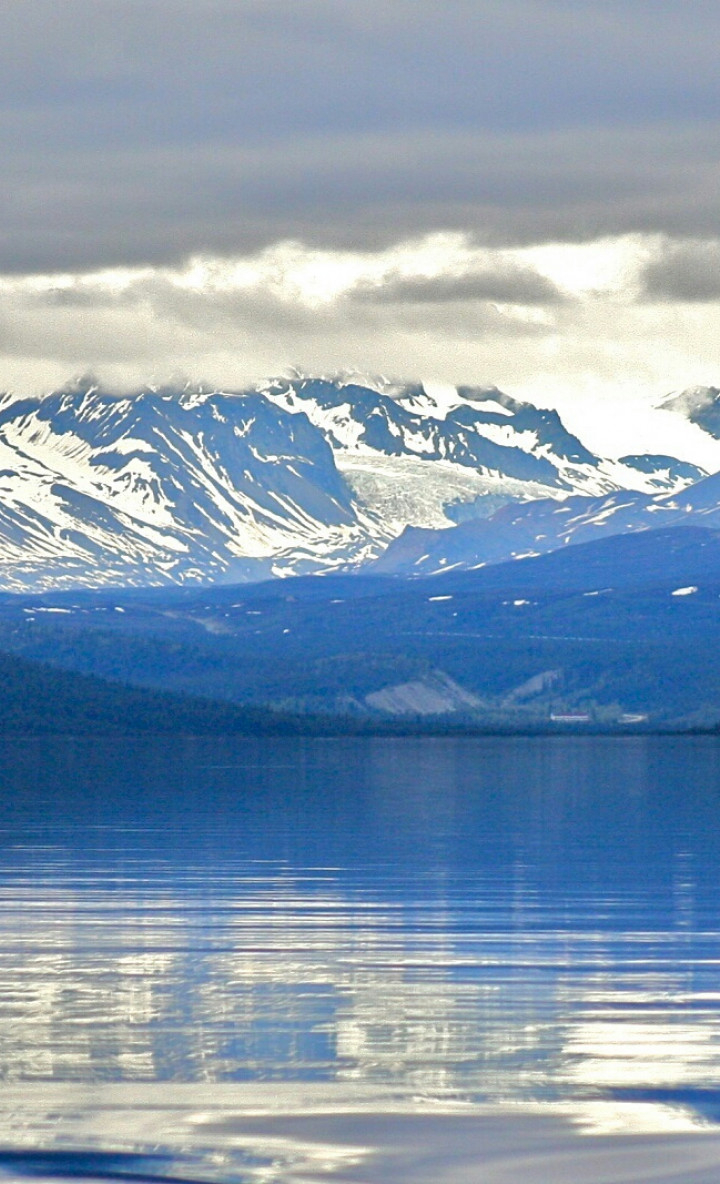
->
[258,375,703,530]
[373,465,720,575]
[0,375,705,592]
[1,526,719,725]
[0,378,378,591]
[370,384,720,576]
[660,386,720,438]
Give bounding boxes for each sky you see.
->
[2,0,720,457]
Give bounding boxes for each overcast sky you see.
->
[2,0,720,455]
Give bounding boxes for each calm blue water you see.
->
[0,735,719,1180]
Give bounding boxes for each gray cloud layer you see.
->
[2,1,720,271]
[350,266,566,306]
[1,266,554,370]
[642,239,720,302]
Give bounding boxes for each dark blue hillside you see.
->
[438,524,720,595]
[0,526,719,722]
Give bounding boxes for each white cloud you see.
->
[0,232,719,467]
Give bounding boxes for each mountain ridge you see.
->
[1,524,719,725]
[0,374,711,592]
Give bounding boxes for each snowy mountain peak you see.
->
[259,367,417,400]
[0,382,376,591]
[660,385,720,440]
[0,375,710,592]
[660,385,720,412]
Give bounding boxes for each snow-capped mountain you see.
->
[258,376,702,533]
[373,468,720,576]
[0,374,709,591]
[0,380,376,590]
[660,385,720,438]
[368,383,720,577]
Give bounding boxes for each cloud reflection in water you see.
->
[0,735,719,1179]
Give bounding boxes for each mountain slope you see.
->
[259,376,702,532]
[0,374,708,592]
[0,649,312,734]
[1,526,719,724]
[373,467,720,575]
[0,380,378,589]
[661,386,720,438]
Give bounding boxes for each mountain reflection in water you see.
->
[0,735,719,1181]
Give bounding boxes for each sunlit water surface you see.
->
[1,735,720,1182]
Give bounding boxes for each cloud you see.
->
[1,2,720,431]
[641,238,720,302]
[1,123,719,276]
[350,266,566,305]
[2,234,720,478]
[1,3,720,271]
[0,235,567,401]
[0,245,556,372]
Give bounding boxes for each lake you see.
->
[1,735,720,1182]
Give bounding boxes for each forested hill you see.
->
[0,651,309,735]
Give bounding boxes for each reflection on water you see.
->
[1,736,720,1179]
